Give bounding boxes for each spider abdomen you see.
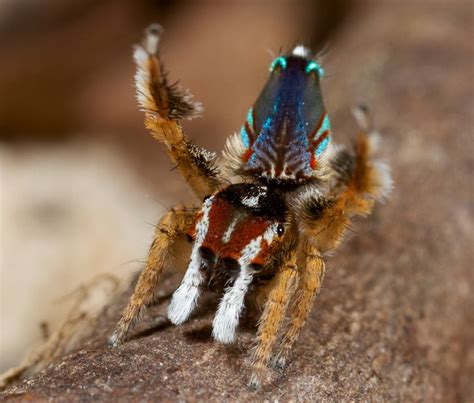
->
[236,47,332,180]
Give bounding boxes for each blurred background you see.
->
[0,0,472,381]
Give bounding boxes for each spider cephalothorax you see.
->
[187,184,288,274]
[169,183,291,343]
[109,25,392,390]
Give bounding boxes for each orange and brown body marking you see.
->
[171,183,288,342]
[196,185,286,271]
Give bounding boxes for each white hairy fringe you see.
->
[133,25,203,119]
[221,132,246,175]
[167,247,205,325]
[317,140,337,179]
[133,25,161,114]
[370,161,393,201]
[168,197,213,325]
[211,267,253,343]
[292,45,311,58]
[352,105,372,132]
[133,46,155,113]
[291,185,324,217]
[221,131,336,182]
[212,224,279,343]
[366,133,393,201]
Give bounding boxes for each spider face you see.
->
[187,183,288,274]
[167,183,291,340]
[239,46,332,180]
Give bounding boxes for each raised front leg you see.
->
[108,205,196,347]
[248,252,298,390]
[134,24,223,199]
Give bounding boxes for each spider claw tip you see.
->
[107,332,122,349]
[247,373,262,391]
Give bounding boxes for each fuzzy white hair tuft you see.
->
[292,45,310,58]
[222,132,246,176]
[133,24,203,120]
[132,25,162,113]
[370,161,394,201]
[212,224,278,344]
[366,133,393,200]
[212,268,254,343]
[133,45,154,113]
[168,198,213,325]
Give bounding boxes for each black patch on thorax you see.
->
[218,183,287,221]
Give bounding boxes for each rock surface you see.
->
[2,1,473,401]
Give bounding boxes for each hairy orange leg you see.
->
[109,206,195,347]
[248,252,298,390]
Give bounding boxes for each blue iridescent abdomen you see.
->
[239,48,331,181]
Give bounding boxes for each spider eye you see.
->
[276,224,285,236]
[305,60,325,77]
[269,56,287,72]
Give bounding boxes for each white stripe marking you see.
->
[168,198,213,325]
[212,267,254,343]
[222,215,240,243]
[241,195,259,208]
[212,225,279,343]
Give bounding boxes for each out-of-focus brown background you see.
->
[0,0,473,400]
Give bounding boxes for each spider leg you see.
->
[108,205,196,347]
[212,266,254,344]
[272,239,325,369]
[134,24,224,199]
[166,241,206,326]
[273,108,392,366]
[212,225,285,344]
[248,252,298,391]
[167,197,214,325]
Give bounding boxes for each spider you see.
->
[108,24,392,390]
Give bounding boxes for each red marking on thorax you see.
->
[217,215,269,260]
[186,210,203,240]
[250,239,271,267]
[202,197,235,246]
[198,197,273,263]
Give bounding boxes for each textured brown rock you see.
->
[1,0,472,401]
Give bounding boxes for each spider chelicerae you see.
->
[108,24,392,389]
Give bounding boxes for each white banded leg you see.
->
[212,267,254,343]
[167,248,205,325]
[212,234,270,343]
[167,197,213,325]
